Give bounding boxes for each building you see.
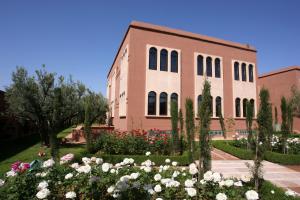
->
[106,21,258,135]
[258,66,300,133]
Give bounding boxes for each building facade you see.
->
[258,66,300,133]
[106,21,258,134]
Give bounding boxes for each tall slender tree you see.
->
[287,101,294,134]
[246,101,254,149]
[281,96,289,154]
[170,101,179,153]
[218,111,226,139]
[178,109,184,154]
[185,98,195,162]
[198,80,212,178]
[274,106,278,125]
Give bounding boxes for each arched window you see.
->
[206,57,212,77]
[149,47,157,70]
[148,91,156,115]
[242,63,247,81]
[197,55,203,75]
[215,58,221,78]
[160,49,168,71]
[216,96,222,117]
[250,99,255,116]
[235,98,241,117]
[243,99,248,117]
[249,64,254,82]
[234,62,239,80]
[171,93,178,108]
[171,51,178,73]
[159,92,168,115]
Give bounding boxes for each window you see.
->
[216,96,222,117]
[148,91,156,115]
[249,64,254,82]
[171,51,178,73]
[159,92,168,115]
[234,62,239,80]
[242,63,247,81]
[171,93,178,108]
[149,47,157,70]
[160,49,168,71]
[197,55,203,75]
[243,99,248,117]
[235,98,241,117]
[250,99,255,116]
[215,58,221,78]
[206,57,212,77]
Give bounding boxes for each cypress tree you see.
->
[185,98,195,162]
[218,111,226,139]
[170,101,179,154]
[198,80,212,178]
[274,106,278,125]
[178,109,184,154]
[281,97,289,154]
[246,101,254,149]
[287,101,293,134]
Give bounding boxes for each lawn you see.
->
[0,127,86,176]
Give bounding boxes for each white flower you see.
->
[107,185,115,193]
[82,157,91,165]
[285,189,297,197]
[91,157,97,162]
[219,180,225,187]
[185,187,197,197]
[96,158,103,165]
[70,163,79,169]
[6,170,17,177]
[37,181,48,190]
[245,190,259,200]
[156,198,163,200]
[102,163,111,172]
[65,173,73,180]
[154,173,162,181]
[65,191,76,199]
[41,172,48,177]
[130,172,140,180]
[36,188,50,199]
[161,178,172,185]
[184,179,194,188]
[216,192,227,200]
[154,184,162,193]
[182,172,186,176]
[234,181,243,187]
[146,151,151,156]
[165,158,171,163]
[172,170,180,178]
[141,159,153,167]
[224,179,234,187]
[165,180,180,188]
[200,179,206,184]
[203,171,213,181]
[172,161,178,166]
[42,159,55,168]
[148,188,155,195]
[213,172,222,182]
[110,169,116,174]
[76,164,91,174]
[271,190,275,194]
[0,179,5,187]
[189,163,198,175]
[163,165,169,171]
[143,166,152,173]
[60,153,74,164]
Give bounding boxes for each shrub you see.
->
[212,141,254,160]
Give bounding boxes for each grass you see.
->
[0,127,86,176]
[260,181,300,200]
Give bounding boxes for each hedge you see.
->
[212,141,300,165]
[260,181,300,200]
[95,151,190,166]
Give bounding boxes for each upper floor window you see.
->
[234,62,239,80]
[216,96,222,117]
[197,55,204,75]
[235,98,241,117]
[159,92,168,115]
[249,64,254,82]
[149,47,157,70]
[160,49,168,71]
[171,51,178,73]
[215,58,221,78]
[148,91,156,115]
[242,63,247,81]
[243,99,248,117]
[206,57,212,77]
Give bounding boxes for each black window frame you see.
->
[249,64,254,82]
[206,57,212,77]
[235,98,241,117]
[242,63,247,82]
[234,62,239,80]
[171,51,178,73]
[216,96,222,117]
[197,55,203,76]
[159,92,168,115]
[147,91,156,115]
[243,99,248,117]
[215,58,221,78]
[160,49,168,71]
[149,47,157,70]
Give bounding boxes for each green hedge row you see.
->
[212,141,300,165]
[95,151,190,166]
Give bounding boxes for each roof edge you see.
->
[258,66,300,79]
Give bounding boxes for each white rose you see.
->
[130,172,140,180]
[65,173,73,180]
[213,172,221,182]
[154,184,162,193]
[172,170,180,178]
[76,164,91,174]
[203,171,213,181]
[172,161,178,166]
[36,188,50,199]
[96,158,103,165]
[225,179,234,187]
[37,181,48,190]
[65,191,76,199]
[107,185,115,193]
[110,169,116,174]
[184,179,194,188]
[156,198,163,200]
[82,157,91,165]
[154,173,162,181]
[234,181,243,187]
[163,165,169,171]
[91,157,97,162]
[0,179,5,187]
[219,180,225,187]
[245,190,259,200]
[70,163,79,169]
[146,151,151,156]
[6,170,17,177]
[165,158,171,163]
[271,190,275,194]
[102,163,111,172]
[42,159,55,168]
[189,163,198,175]
[185,187,197,197]
[144,166,152,173]
[216,192,227,200]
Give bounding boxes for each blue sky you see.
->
[0,0,299,94]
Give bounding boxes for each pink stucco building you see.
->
[106,21,258,134]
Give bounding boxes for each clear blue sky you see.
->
[0,0,299,94]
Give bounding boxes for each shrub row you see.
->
[212,141,300,165]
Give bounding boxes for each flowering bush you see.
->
[1,153,292,199]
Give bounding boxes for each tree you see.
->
[246,101,254,149]
[198,80,212,178]
[290,85,300,117]
[218,111,226,139]
[185,98,195,162]
[274,106,278,125]
[287,101,293,134]
[281,96,289,154]
[178,109,184,155]
[170,101,179,154]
